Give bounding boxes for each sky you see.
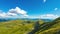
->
[0,0,60,19]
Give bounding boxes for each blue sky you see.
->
[0,0,60,19]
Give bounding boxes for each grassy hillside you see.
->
[35,17,60,34]
[0,20,35,34]
[0,17,60,34]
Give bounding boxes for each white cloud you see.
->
[39,14,59,19]
[54,8,58,11]
[23,15,28,17]
[7,12,17,16]
[9,7,28,16]
[0,7,28,18]
[0,12,8,18]
[43,0,46,3]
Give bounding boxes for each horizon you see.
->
[0,0,60,19]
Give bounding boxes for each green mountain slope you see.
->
[0,20,35,34]
[0,17,60,34]
[35,17,60,34]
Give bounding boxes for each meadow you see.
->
[0,17,60,34]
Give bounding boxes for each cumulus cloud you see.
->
[0,12,10,18]
[43,0,46,3]
[8,7,28,16]
[0,12,6,18]
[39,14,59,19]
[0,7,28,18]
[7,12,17,16]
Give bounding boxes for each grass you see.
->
[0,17,60,34]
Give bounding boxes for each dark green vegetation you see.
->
[0,17,60,34]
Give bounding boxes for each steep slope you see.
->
[35,17,60,34]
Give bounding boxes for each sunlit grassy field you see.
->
[0,17,60,34]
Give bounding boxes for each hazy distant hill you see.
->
[40,19,53,22]
[0,18,53,22]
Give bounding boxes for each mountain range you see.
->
[0,18,53,22]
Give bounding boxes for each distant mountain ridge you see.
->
[0,18,53,22]
[41,19,53,22]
